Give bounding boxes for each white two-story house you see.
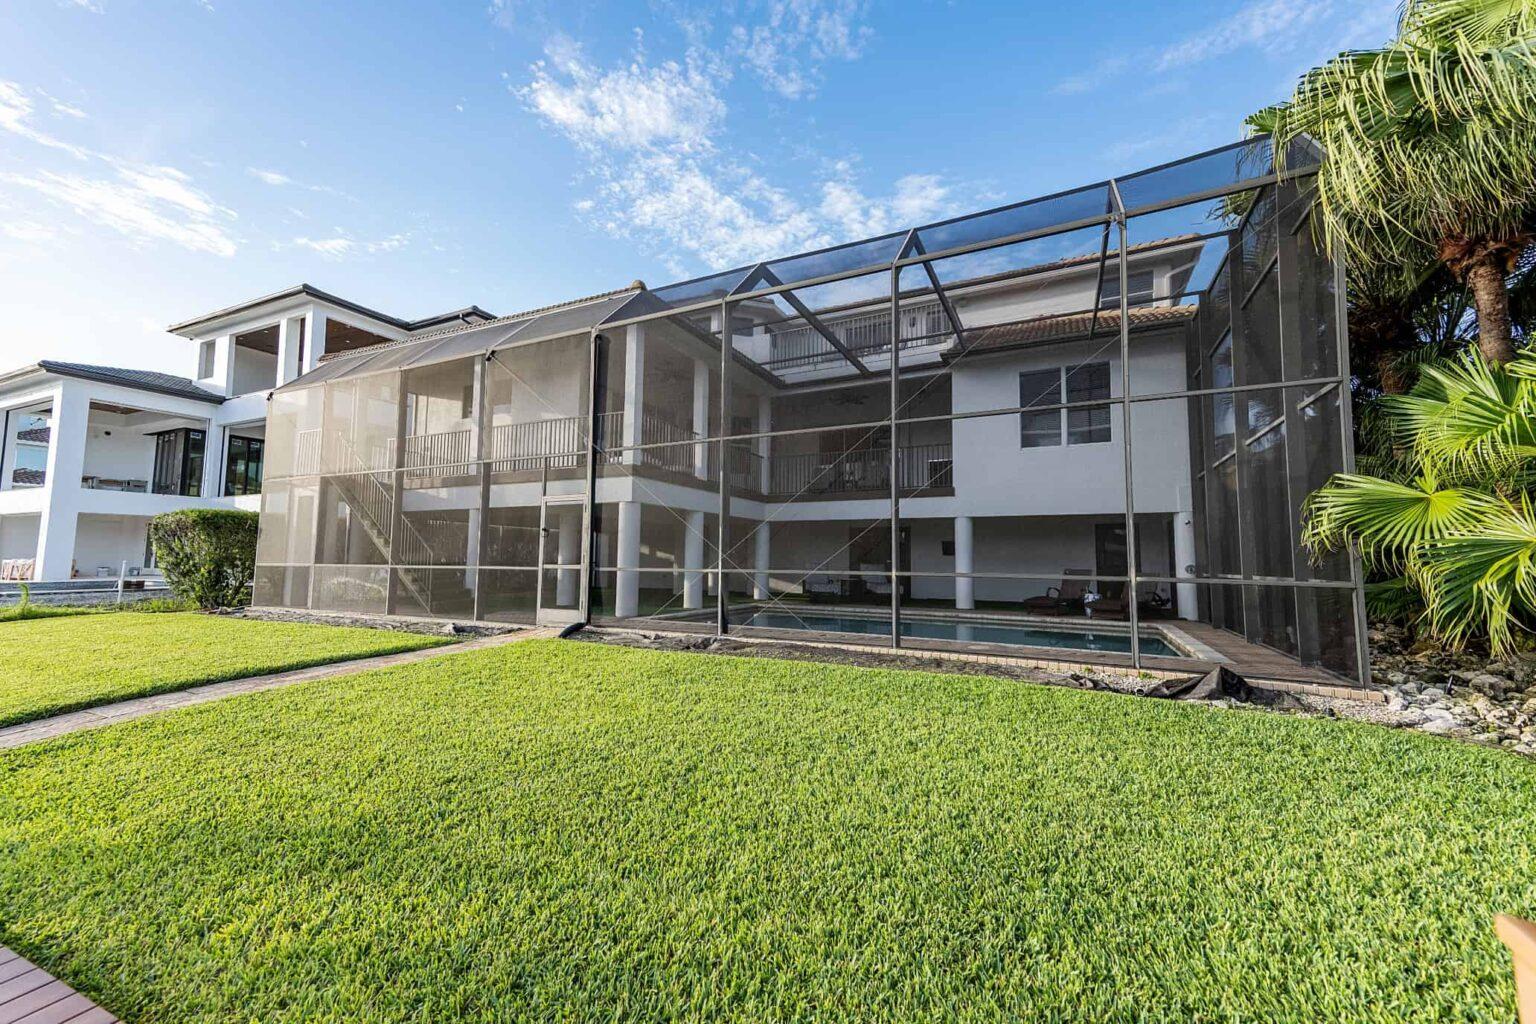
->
[0,286,493,581]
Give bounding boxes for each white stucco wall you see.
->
[0,514,39,562]
[72,513,151,576]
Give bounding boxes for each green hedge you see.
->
[148,509,259,609]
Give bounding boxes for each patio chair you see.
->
[1021,570,1091,615]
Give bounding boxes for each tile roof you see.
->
[951,305,1198,358]
[318,283,643,361]
[36,361,224,403]
[16,426,49,444]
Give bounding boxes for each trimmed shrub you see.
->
[148,509,259,609]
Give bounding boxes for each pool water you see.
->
[732,610,1180,657]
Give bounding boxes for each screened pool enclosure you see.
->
[255,138,1368,686]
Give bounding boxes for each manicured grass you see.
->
[3,640,1535,1022]
[0,612,449,727]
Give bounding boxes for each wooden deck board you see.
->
[0,948,117,1024]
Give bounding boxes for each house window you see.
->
[152,428,205,496]
[1066,363,1112,444]
[197,340,216,379]
[1099,269,1156,309]
[224,435,265,496]
[1020,363,1112,448]
[1018,368,1062,448]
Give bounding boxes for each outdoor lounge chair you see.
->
[1021,570,1090,615]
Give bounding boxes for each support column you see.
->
[211,334,237,397]
[954,515,974,610]
[555,506,581,606]
[692,359,710,479]
[34,386,89,581]
[276,315,304,386]
[1173,505,1198,622]
[622,325,646,464]
[753,526,770,600]
[615,500,641,617]
[303,310,327,372]
[683,509,705,609]
[756,395,771,494]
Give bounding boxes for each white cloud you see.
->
[0,80,90,158]
[1,221,59,244]
[1106,114,1223,166]
[729,0,873,99]
[289,236,356,257]
[1050,0,1399,94]
[283,232,410,260]
[248,167,292,186]
[0,78,239,256]
[59,0,103,12]
[1156,0,1337,71]
[37,90,87,119]
[0,167,238,256]
[512,10,964,275]
[521,35,724,152]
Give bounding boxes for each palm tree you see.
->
[1251,0,1536,365]
[1304,351,1536,653]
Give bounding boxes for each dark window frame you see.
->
[224,434,265,496]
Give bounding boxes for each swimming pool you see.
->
[731,610,1181,657]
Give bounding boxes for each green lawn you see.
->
[3,640,1535,1022]
[0,612,449,728]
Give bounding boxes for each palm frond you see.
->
[1384,351,1536,478]
[1301,471,1499,570]
[1416,493,1536,652]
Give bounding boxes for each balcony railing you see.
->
[81,476,149,492]
[767,443,953,499]
[289,424,953,501]
[765,301,950,370]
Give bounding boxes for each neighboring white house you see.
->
[0,286,494,581]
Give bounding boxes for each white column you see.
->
[682,509,705,610]
[0,409,16,491]
[692,359,710,479]
[622,324,646,464]
[34,385,89,581]
[954,515,974,610]
[466,507,482,567]
[753,526,770,600]
[201,421,223,499]
[555,506,581,606]
[615,500,642,617]
[276,314,304,386]
[303,309,328,372]
[756,394,772,494]
[1174,507,1198,621]
[210,334,237,397]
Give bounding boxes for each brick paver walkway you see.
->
[0,628,557,751]
[0,946,116,1024]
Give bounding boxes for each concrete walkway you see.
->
[0,628,557,751]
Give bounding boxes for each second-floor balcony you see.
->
[294,411,954,503]
[764,301,951,371]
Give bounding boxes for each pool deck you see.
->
[607,607,1373,702]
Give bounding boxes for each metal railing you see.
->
[767,443,953,498]
[765,301,949,370]
[80,476,149,492]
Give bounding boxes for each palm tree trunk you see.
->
[1464,248,1517,365]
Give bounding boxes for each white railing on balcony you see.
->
[767,443,953,499]
[293,418,953,502]
[765,301,950,370]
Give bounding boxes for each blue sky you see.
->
[2,0,1400,377]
